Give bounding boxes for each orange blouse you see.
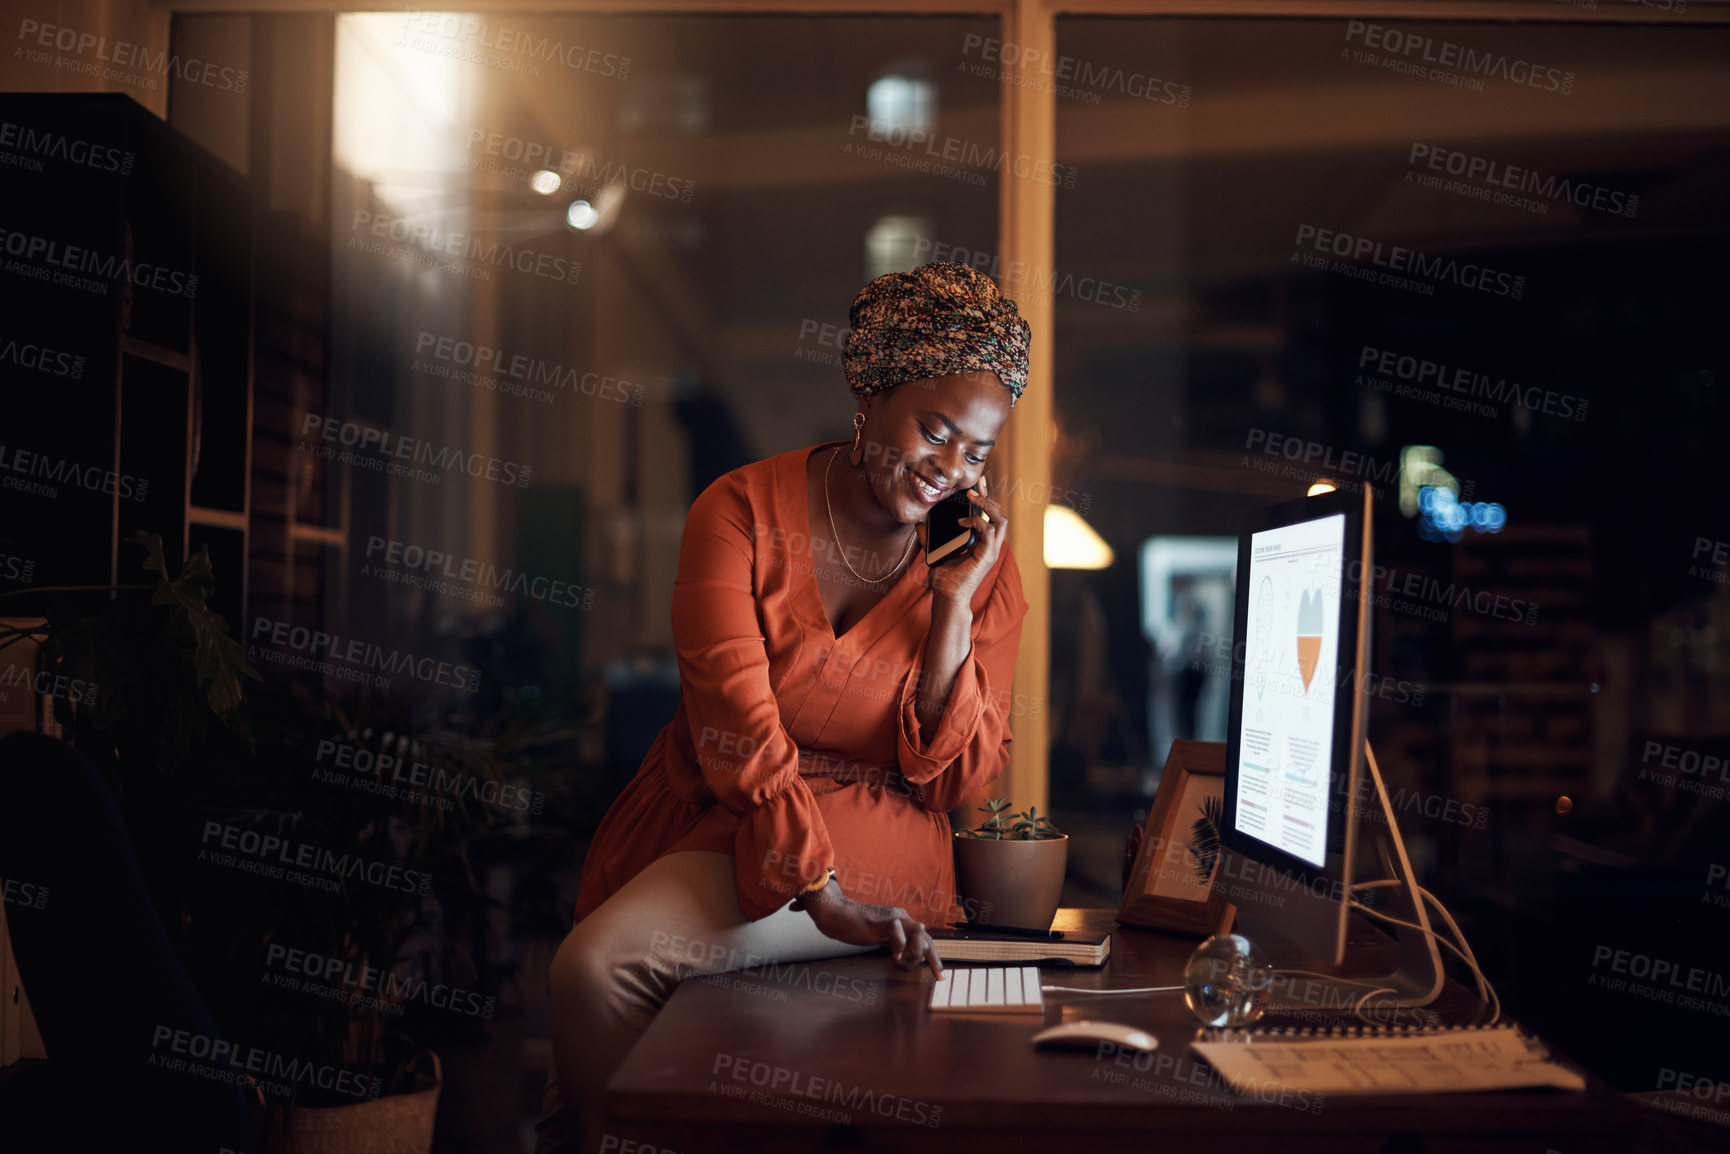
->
[572,442,1029,929]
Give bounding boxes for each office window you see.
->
[317,15,1001,744]
[1049,14,1730,1084]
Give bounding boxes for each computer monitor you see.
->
[1213,484,1444,1009]
[1216,485,1371,966]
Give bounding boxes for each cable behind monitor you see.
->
[1241,740,1450,1016]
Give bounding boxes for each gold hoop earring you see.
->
[849,412,866,467]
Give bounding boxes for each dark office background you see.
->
[2,10,1728,1151]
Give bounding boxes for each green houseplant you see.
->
[3,532,574,1153]
[952,799,1069,931]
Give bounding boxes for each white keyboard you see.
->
[929,966,1045,1014]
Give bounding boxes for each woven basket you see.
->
[263,1051,441,1154]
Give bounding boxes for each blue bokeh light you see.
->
[1418,486,1505,540]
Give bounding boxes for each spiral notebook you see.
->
[1192,1022,1586,1096]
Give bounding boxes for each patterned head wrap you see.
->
[842,262,1030,407]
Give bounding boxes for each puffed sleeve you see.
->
[896,545,1030,813]
[670,474,836,920]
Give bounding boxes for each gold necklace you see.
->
[825,447,917,585]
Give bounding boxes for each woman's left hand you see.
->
[922,473,1008,608]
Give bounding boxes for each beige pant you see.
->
[536,850,874,1154]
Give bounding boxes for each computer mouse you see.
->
[1031,1021,1158,1052]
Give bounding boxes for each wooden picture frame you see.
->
[1117,740,1227,936]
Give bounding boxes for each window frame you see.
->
[165,0,1730,807]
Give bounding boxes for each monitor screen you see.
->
[1231,512,1346,869]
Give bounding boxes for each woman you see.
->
[538,262,1031,1153]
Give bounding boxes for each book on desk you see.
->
[929,926,1110,966]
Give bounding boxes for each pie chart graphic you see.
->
[1296,588,1324,693]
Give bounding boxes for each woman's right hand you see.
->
[793,880,944,978]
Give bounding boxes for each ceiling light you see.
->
[1045,506,1114,570]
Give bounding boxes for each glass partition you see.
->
[1050,14,1730,1085]
[315,12,1001,784]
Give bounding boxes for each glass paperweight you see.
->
[1183,933,1274,1028]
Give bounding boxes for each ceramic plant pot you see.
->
[952,833,1069,931]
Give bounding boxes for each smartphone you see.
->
[925,487,977,566]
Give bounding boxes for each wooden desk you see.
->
[606,910,1642,1153]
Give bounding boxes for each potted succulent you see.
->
[952,799,1069,931]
